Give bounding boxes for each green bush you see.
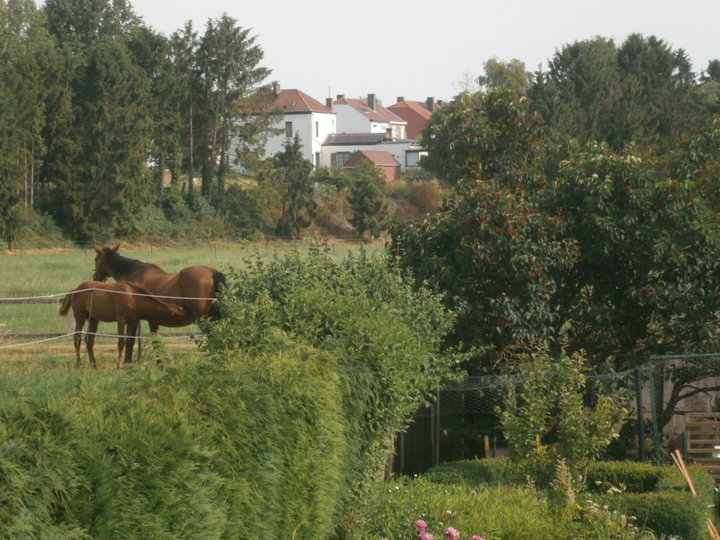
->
[591,492,707,540]
[350,476,573,540]
[586,460,715,507]
[0,351,347,539]
[422,459,714,539]
[424,457,515,486]
[203,246,457,519]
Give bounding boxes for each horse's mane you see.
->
[103,248,163,276]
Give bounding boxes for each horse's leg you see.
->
[116,319,125,369]
[124,320,138,366]
[86,318,99,369]
[73,315,85,368]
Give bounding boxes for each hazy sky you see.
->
[128,0,718,105]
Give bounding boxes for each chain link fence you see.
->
[394,354,720,476]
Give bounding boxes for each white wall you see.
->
[333,104,386,134]
[261,112,336,168]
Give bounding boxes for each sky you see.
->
[128,0,718,105]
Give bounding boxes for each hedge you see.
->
[0,351,347,539]
[424,458,713,539]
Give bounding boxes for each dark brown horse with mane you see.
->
[59,280,186,368]
[92,244,225,333]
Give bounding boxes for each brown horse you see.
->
[92,244,225,333]
[59,281,185,368]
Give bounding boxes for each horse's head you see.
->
[92,244,119,281]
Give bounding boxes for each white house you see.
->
[332,94,407,139]
[251,83,336,169]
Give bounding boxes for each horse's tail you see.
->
[58,293,73,317]
[209,271,226,320]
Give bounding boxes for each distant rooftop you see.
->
[324,133,416,146]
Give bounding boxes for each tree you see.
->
[347,160,387,238]
[669,114,720,211]
[500,351,625,487]
[394,99,720,378]
[530,37,620,147]
[0,0,56,241]
[613,34,699,153]
[478,57,532,95]
[531,34,703,155]
[420,90,550,186]
[195,15,270,204]
[267,134,315,238]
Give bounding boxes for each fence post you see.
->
[431,391,440,467]
[635,366,646,461]
[647,362,662,462]
[136,322,142,363]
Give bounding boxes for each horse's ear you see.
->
[93,244,102,254]
[112,243,120,252]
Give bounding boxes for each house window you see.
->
[331,152,352,169]
[406,151,420,167]
[315,121,319,137]
[315,152,320,168]
[285,121,293,138]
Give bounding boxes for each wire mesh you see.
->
[394,356,720,476]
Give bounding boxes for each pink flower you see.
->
[418,533,434,540]
[445,527,461,540]
[470,537,486,540]
[415,519,428,532]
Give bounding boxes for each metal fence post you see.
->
[635,366,646,461]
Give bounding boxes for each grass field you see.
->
[0,240,381,373]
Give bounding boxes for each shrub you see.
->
[590,492,707,540]
[0,351,348,539]
[203,246,457,519]
[350,476,573,540]
[424,458,514,486]
[499,351,627,488]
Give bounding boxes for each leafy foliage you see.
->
[202,246,457,509]
[396,93,720,379]
[347,160,388,238]
[498,351,627,487]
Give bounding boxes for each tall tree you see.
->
[530,37,620,147]
[420,90,551,187]
[42,0,153,240]
[347,160,387,238]
[478,57,532,95]
[0,0,55,244]
[195,14,270,204]
[394,96,720,379]
[267,134,315,238]
[613,34,698,153]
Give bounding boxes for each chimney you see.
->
[336,94,345,100]
[426,97,435,112]
[272,81,281,96]
[368,93,376,111]
[326,97,333,109]
[397,96,405,103]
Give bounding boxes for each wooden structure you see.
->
[685,412,720,482]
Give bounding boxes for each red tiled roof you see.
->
[345,150,400,168]
[334,97,405,124]
[269,89,333,114]
[388,100,433,140]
